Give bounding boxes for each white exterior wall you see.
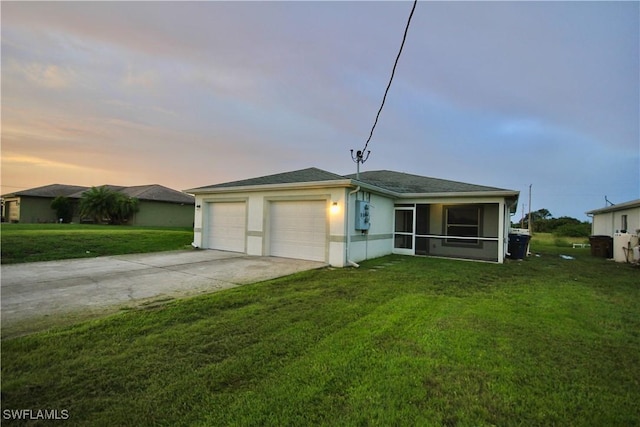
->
[347,192,395,263]
[592,207,640,236]
[193,186,350,266]
[191,187,517,266]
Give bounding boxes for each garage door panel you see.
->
[207,202,246,252]
[270,201,327,262]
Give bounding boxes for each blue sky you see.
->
[2,1,638,220]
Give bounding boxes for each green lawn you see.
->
[2,237,639,426]
[0,224,194,264]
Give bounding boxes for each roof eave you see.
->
[397,190,520,199]
[185,179,355,195]
[586,199,640,215]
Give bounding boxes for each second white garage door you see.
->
[207,202,246,252]
[269,200,327,262]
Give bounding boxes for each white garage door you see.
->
[270,200,327,262]
[207,202,246,252]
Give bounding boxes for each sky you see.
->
[2,1,638,221]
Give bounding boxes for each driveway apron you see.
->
[1,250,326,331]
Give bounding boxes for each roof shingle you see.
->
[187,167,517,196]
[189,167,347,190]
[347,170,511,194]
[5,184,194,204]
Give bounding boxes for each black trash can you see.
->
[589,235,613,258]
[508,233,531,260]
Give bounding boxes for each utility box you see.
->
[355,200,371,231]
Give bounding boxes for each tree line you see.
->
[51,186,139,225]
[514,208,591,237]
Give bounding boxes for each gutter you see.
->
[185,179,354,195]
[346,186,361,268]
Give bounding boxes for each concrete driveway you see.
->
[1,250,326,336]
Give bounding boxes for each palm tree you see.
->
[110,193,139,225]
[79,186,117,223]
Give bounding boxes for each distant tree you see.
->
[51,196,74,223]
[553,222,591,238]
[517,208,591,235]
[79,186,138,224]
[532,208,552,221]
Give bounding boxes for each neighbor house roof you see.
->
[4,184,90,198]
[118,185,195,204]
[4,184,194,205]
[187,167,519,199]
[586,199,640,215]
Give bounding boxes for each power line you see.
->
[361,0,418,155]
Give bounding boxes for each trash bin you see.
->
[589,235,613,258]
[508,233,531,260]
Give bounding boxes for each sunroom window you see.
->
[445,205,481,245]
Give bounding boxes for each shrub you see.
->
[553,222,591,237]
[50,196,74,223]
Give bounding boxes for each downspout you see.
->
[346,186,360,267]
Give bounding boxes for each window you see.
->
[394,209,413,249]
[445,205,481,245]
[621,215,628,233]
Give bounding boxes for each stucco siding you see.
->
[10,197,58,223]
[347,193,394,263]
[194,186,349,266]
[592,207,640,236]
[128,201,194,227]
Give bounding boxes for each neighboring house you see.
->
[2,184,195,227]
[586,199,640,236]
[586,199,640,263]
[2,184,88,224]
[186,167,520,266]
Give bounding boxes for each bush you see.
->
[51,196,73,223]
[553,222,591,238]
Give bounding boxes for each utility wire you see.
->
[361,0,418,154]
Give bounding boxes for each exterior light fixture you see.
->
[196,204,201,209]
[330,201,340,215]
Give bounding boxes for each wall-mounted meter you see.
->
[355,200,371,231]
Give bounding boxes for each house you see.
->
[2,184,88,224]
[586,199,640,262]
[2,184,195,227]
[186,167,520,266]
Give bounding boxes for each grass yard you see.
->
[2,236,639,426]
[0,224,194,264]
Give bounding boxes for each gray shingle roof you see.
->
[188,167,516,196]
[586,199,640,215]
[119,185,195,204]
[5,184,194,204]
[347,170,512,194]
[189,167,347,190]
[6,184,89,198]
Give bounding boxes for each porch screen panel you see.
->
[394,209,413,249]
[415,204,430,255]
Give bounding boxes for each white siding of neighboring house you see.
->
[592,206,640,236]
